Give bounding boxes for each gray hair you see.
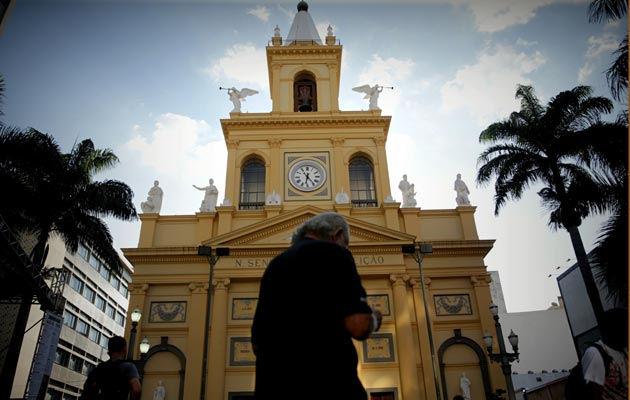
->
[291,212,350,244]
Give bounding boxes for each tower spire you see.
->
[286,1,322,45]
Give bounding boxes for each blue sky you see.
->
[0,0,626,312]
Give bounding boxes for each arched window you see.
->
[239,158,265,210]
[349,156,376,207]
[293,71,317,112]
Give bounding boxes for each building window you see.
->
[106,304,116,319]
[88,328,100,344]
[69,275,84,293]
[63,311,77,329]
[95,296,106,312]
[99,264,110,280]
[54,348,70,367]
[69,355,83,372]
[293,71,317,112]
[46,388,63,400]
[88,254,100,270]
[239,159,265,210]
[99,333,109,348]
[349,156,377,207]
[76,319,89,336]
[115,312,125,326]
[77,243,89,261]
[109,275,120,291]
[83,286,95,303]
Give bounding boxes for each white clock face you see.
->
[289,160,327,192]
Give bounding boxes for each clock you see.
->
[288,159,327,192]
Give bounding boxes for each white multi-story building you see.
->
[11,236,132,400]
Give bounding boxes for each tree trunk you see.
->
[565,224,606,327]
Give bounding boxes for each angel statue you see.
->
[352,84,392,110]
[221,87,259,113]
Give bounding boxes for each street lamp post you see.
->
[198,246,229,400]
[402,243,441,400]
[483,303,519,400]
[127,307,142,360]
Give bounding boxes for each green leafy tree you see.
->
[476,84,626,322]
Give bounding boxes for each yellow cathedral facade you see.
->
[122,2,508,399]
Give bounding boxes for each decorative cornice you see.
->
[221,116,391,131]
[267,45,342,57]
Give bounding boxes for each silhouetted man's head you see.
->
[108,335,128,355]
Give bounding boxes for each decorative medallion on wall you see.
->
[232,298,258,320]
[149,301,187,322]
[434,294,472,316]
[230,337,256,366]
[363,333,395,363]
[367,295,390,316]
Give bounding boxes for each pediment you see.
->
[203,206,414,249]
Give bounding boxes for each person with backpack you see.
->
[80,335,142,400]
[581,308,628,400]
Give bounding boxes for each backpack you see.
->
[565,343,611,400]
[79,359,130,400]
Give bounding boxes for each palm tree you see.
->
[0,130,137,275]
[588,0,628,103]
[476,84,624,325]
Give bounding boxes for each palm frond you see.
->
[606,35,628,102]
[588,0,627,23]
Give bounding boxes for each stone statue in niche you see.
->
[460,372,471,400]
[153,380,165,400]
[140,180,163,214]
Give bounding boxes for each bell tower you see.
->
[220,0,392,211]
[267,0,342,113]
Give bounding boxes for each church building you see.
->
[122,2,507,399]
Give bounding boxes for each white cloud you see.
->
[578,32,619,83]
[125,113,217,176]
[454,0,553,33]
[516,37,538,47]
[355,54,415,112]
[441,43,546,126]
[247,6,270,22]
[123,113,228,215]
[207,43,268,89]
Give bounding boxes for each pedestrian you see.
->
[251,212,382,400]
[80,336,142,400]
[582,308,628,399]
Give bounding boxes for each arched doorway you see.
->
[438,329,492,400]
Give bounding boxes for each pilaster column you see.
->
[268,138,282,195]
[126,283,149,358]
[330,137,348,193]
[224,138,240,204]
[373,136,391,204]
[390,274,420,400]
[186,282,210,400]
[410,277,437,400]
[207,278,231,400]
[471,274,494,336]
